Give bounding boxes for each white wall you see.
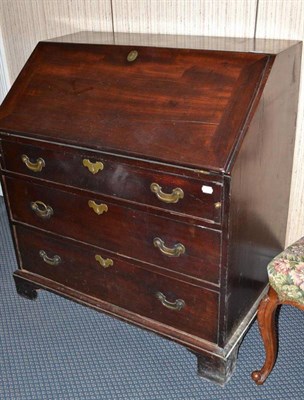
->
[0,20,10,196]
[0,0,303,245]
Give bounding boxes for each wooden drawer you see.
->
[16,225,219,343]
[1,139,222,223]
[6,176,221,284]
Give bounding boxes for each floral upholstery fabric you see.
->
[268,236,304,305]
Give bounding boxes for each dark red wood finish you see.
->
[221,42,302,346]
[0,41,270,171]
[0,32,301,385]
[251,286,304,385]
[16,225,219,343]
[51,31,299,54]
[1,139,223,223]
[6,176,221,284]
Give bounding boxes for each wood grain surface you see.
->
[16,224,219,343]
[1,139,223,224]
[0,40,270,172]
[0,0,303,243]
[5,176,222,285]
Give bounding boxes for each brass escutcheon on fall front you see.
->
[22,154,45,172]
[127,49,138,62]
[82,159,104,174]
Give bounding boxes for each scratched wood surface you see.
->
[0,0,303,244]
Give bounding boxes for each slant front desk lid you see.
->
[0,32,298,172]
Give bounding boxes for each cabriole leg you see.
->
[251,286,280,385]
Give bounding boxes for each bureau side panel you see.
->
[223,43,302,344]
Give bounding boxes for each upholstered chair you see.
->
[251,236,304,384]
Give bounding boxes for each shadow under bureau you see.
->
[0,32,301,385]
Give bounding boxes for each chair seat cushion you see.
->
[268,236,304,305]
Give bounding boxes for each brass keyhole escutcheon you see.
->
[88,200,108,215]
[95,254,114,268]
[127,50,138,62]
[82,159,104,175]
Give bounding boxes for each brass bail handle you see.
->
[31,201,53,219]
[155,292,185,311]
[150,183,184,204]
[39,250,61,266]
[22,154,45,172]
[153,237,185,257]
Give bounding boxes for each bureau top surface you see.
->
[0,32,286,172]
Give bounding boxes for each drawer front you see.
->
[1,140,222,223]
[6,177,221,284]
[16,225,219,343]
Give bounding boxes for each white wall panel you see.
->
[0,23,10,104]
[0,0,113,83]
[0,22,10,196]
[112,0,257,37]
[256,0,304,245]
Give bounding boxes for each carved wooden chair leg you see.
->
[251,287,280,385]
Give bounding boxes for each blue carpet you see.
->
[0,197,303,399]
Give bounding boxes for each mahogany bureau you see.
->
[0,32,301,385]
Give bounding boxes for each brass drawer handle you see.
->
[30,201,53,219]
[39,250,61,266]
[127,50,138,62]
[82,159,104,175]
[22,154,45,172]
[150,183,184,204]
[88,200,108,215]
[153,237,185,257]
[155,292,185,311]
[95,254,113,268]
